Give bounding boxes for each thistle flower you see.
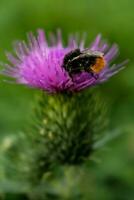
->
[1,29,128,93]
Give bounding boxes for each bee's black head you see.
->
[63,49,81,66]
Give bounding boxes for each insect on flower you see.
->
[0,29,128,93]
[62,48,106,79]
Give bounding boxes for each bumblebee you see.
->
[62,48,106,78]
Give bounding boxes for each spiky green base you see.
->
[29,89,107,179]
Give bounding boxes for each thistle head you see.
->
[1,29,128,93]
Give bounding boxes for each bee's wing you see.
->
[81,49,104,57]
[81,48,90,53]
[81,49,93,55]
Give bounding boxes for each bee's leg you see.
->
[66,67,73,81]
[91,72,99,80]
[68,72,74,82]
[86,68,98,80]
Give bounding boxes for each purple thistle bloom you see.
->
[1,29,128,93]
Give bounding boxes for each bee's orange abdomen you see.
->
[91,57,106,73]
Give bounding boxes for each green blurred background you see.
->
[0,0,133,199]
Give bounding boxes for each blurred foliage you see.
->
[0,0,134,199]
